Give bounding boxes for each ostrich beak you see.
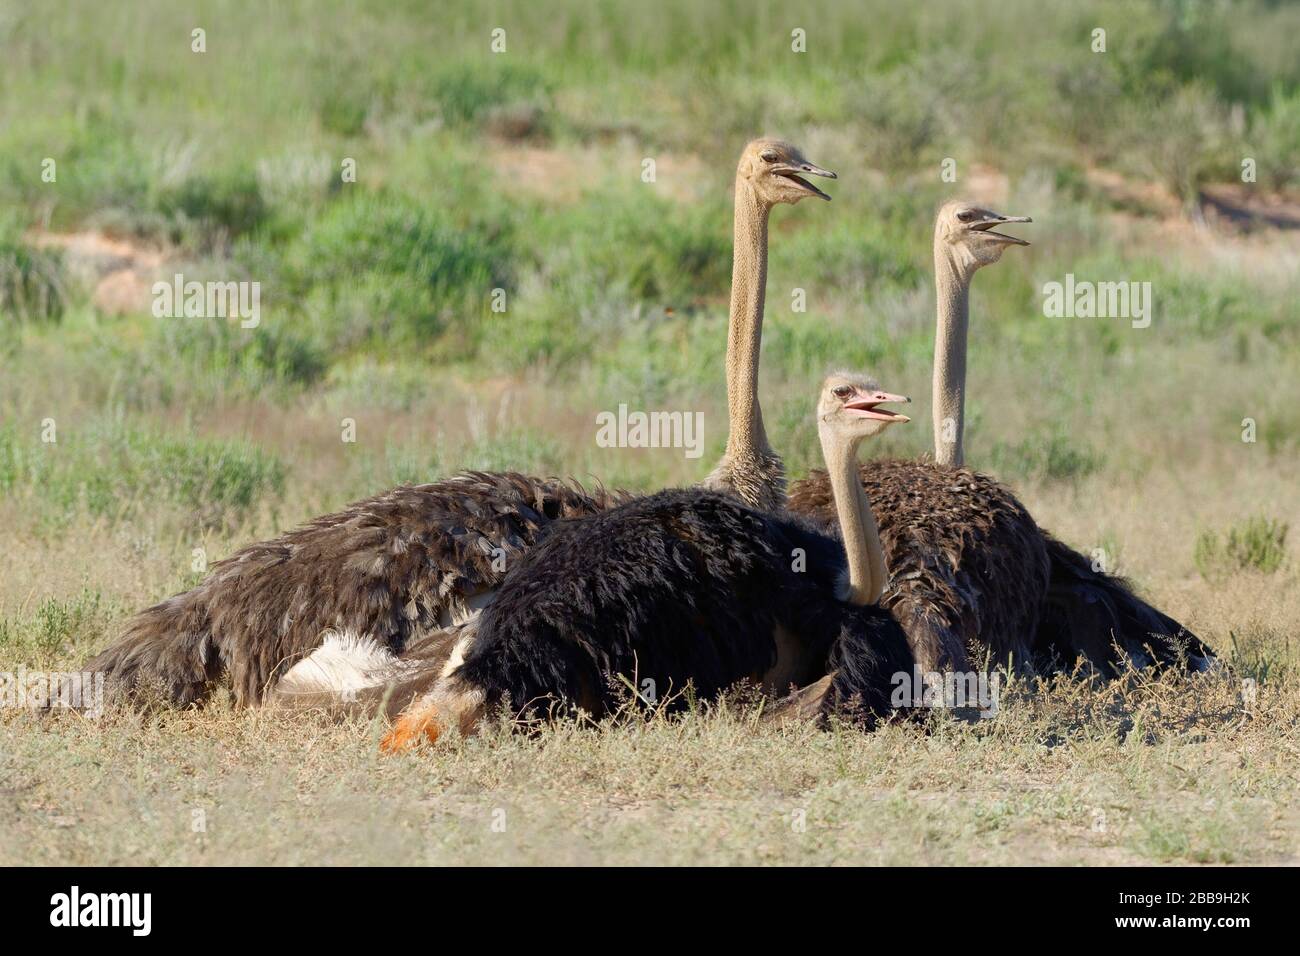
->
[971,214,1032,245]
[846,390,911,422]
[774,160,837,200]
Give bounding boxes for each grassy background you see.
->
[1,0,1298,865]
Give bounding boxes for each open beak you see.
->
[845,390,911,423]
[971,214,1032,245]
[775,160,837,201]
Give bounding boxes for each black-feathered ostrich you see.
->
[81,138,837,709]
[379,373,915,751]
[787,202,1213,678]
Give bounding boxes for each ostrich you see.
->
[379,373,916,752]
[787,201,1212,676]
[85,473,626,708]
[788,202,1047,673]
[80,138,837,709]
[702,140,836,512]
[923,202,1212,673]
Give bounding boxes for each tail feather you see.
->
[1037,535,1215,675]
[267,675,433,721]
[82,595,220,708]
[267,627,462,720]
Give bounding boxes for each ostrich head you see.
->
[817,372,911,443]
[934,200,1032,273]
[737,138,837,205]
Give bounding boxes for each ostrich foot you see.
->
[380,702,443,753]
[763,673,834,724]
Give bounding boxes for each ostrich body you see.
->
[788,459,1046,673]
[83,139,837,709]
[85,473,625,707]
[379,374,915,751]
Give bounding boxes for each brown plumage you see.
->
[787,458,1049,673]
[85,472,626,707]
[788,458,1214,677]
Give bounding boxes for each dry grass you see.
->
[2,444,1298,865]
[2,664,1296,866]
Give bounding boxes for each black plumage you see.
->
[1035,533,1215,674]
[442,488,913,727]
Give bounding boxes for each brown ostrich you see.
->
[787,202,1211,677]
[80,138,837,709]
[788,202,1046,673]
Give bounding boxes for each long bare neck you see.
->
[932,246,972,467]
[820,430,887,606]
[724,179,772,462]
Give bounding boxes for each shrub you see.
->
[1194,516,1289,579]
[0,240,67,323]
[987,430,1103,483]
[161,318,329,389]
[539,190,730,308]
[1114,85,1236,210]
[1249,86,1300,189]
[773,223,922,295]
[283,192,513,356]
[153,166,270,245]
[423,62,551,126]
[0,588,110,662]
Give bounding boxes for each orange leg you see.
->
[379,701,443,754]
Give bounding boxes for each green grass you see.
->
[0,589,112,668]
[0,217,67,324]
[1195,516,1290,580]
[0,421,285,530]
[988,430,1104,484]
[0,1,1295,387]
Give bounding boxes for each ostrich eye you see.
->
[833,385,853,399]
[956,210,975,223]
[760,150,779,163]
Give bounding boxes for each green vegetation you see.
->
[0,589,112,667]
[1195,516,1290,579]
[0,421,285,529]
[988,429,1104,484]
[0,2,1295,421]
[0,217,67,324]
